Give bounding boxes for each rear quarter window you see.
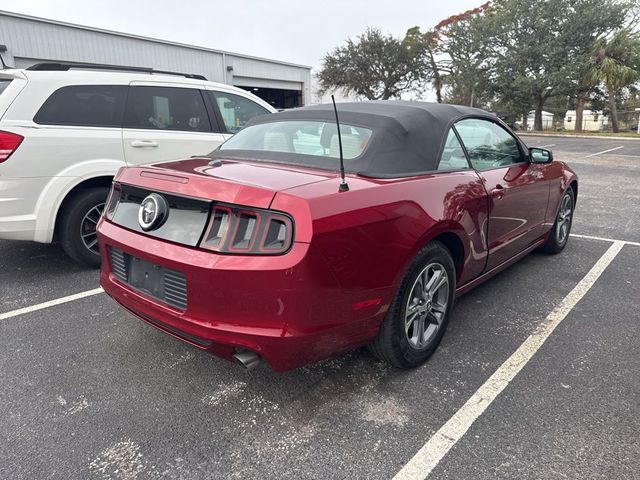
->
[209,91,270,134]
[33,85,128,127]
[0,80,12,96]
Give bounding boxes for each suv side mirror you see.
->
[529,147,553,163]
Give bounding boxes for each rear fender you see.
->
[34,159,124,242]
[391,220,469,291]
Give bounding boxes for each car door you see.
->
[454,118,550,270]
[122,83,226,165]
[436,128,490,285]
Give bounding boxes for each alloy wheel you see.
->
[556,193,573,244]
[80,203,105,255]
[405,262,449,350]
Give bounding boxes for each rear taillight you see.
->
[201,204,293,255]
[0,131,24,163]
[104,183,121,220]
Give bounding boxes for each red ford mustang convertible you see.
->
[97,102,577,371]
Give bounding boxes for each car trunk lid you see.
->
[109,157,335,247]
[116,157,335,209]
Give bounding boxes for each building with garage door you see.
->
[0,10,311,110]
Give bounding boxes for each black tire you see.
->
[59,187,109,268]
[542,188,575,254]
[369,241,456,369]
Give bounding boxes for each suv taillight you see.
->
[200,204,293,255]
[0,131,24,163]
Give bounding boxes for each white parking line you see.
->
[538,143,556,148]
[571,233,640,247]
[0,288,103,321]
[585,146,624,157]
[393,240,625,480]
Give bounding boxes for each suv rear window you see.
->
[123,86,211,132]
[0,80,12,96]
[34,85,127,127]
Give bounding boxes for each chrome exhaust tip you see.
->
[232,350,261,370]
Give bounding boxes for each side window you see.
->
[208,91,270,134]
[0,80,12,95]
[454,118,523,170]
[438,129,470,171]
[34,85,127,127]
[123,86,211,132]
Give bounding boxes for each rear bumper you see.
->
[0,176,56,242]
[98,219,385,371]
[0,213,38,241]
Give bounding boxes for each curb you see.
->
[517,132,640,141]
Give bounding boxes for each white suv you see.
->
[0,63,275,266]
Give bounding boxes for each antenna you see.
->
[331,95,349,192]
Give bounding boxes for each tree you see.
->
[317,28,429,100]
[485,0,585,130]
[467,0,632,130]
[432,2,493,107]
[411,4,492,106]
[586,30,640,132]
[417,29,445,103]
[568,0,632,131]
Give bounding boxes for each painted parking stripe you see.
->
[606,153,640,159]
[585,146,624,157]
[393,240,625,480]
[571,233,640,247]
[0,288,103,321]
[538,143,555,148]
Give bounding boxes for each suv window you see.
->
[454,118,523,170]
[124,86,211,132]
[0,80,12,96]
[208,91,269,134]
[34,85,127,127]
[438,129,470,171]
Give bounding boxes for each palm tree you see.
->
[587,30,640,133]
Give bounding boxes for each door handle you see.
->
[490,185,505,200]
[130,140,159,148]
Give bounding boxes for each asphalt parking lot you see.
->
[522,132,640,158]
[1,136,639,479]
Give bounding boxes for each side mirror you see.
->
[529,147,553,164]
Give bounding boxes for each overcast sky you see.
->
[2,0,481,70]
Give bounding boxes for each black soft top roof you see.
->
[242,101,498,177]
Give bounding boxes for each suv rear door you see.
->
[122,82,226,165]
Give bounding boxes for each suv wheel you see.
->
[59,187,109,268]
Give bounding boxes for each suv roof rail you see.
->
[25,62,207,81]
